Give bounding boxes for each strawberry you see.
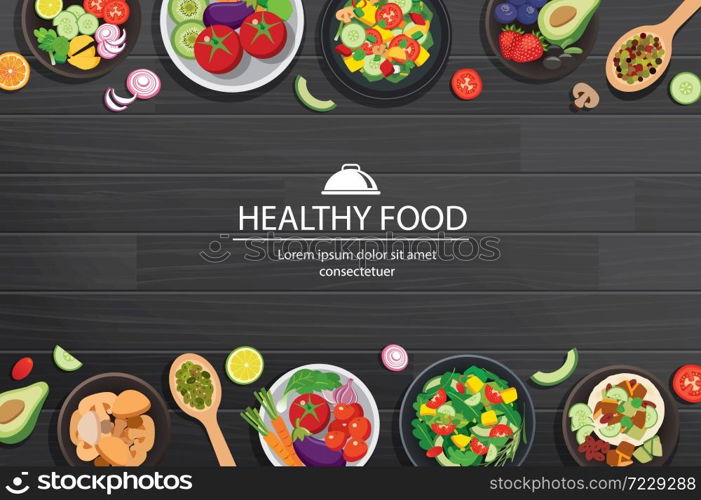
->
[511,31,547,63]
[499,25,523,61]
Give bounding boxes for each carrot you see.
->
[241,406,302,467]
[255,389,304,466]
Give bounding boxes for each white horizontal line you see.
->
[229,237,469,241]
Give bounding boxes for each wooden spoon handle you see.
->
[204,418,237,467]
[663,0,701,35]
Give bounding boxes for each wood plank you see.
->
[1,292,700,349]
[4,117,701,174]
[1,409,698,466]
[2,57,699,115]
[3,0,700,57]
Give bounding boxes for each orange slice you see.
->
[0,52,30,91]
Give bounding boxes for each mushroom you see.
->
[572,82,600,111]
[112,390,151,419]
[78,392,116,422]
[96,435,132,466]
[76,440,100,462]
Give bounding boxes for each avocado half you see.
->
[0,381,49,444]
[538,0,600,49]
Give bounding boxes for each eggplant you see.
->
[203,2,255,30]
[293,436,346,467]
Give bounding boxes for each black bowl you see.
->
[21,0,141,79]
[562,365,680,467]
[484,0,599,81]
[399,355,536,466]
[57,373,171,467]
[320,0,452,100]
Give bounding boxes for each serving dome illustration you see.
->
[322,164,381,196]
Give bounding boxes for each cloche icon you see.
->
[322,164,381,196]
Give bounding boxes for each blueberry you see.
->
[494,3,517,24]
[517,4,539,25]
[508,0,527,5]
[527,0,548,8]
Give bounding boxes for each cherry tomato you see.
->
[425,388,447,409]
[83,0,106,17]
[240,12,287,59]
[348,417,371,440]
[489,424,514,438]
[11,357,33,381]
[470,438,489,456]
[361,28,384,55]
[343,438,368,462]
[430,423,456,435]
[451,68,483,101]
[673,364,701,403]
[324,431,347,451]
[375,3,403,30]
[333,403,362,421]
[102,0,130,25]
[328,419,349,439]
[389,35,421,61]
[426,446,443,458]
[349,403,364,418]
[288,393,330,434]
[195,26,243,75]
[484,385,503,404]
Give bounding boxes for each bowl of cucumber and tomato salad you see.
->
[399,355,536,467]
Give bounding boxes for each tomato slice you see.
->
[470,438,489,456]
[451,68,483,101]
[195,26,243,75]
[430,423,456,435]
[102,0,130,25]
[673,364,701,403]
[489,424,514,438]
[389,35,420,61]
[425,388,447,409]
[375,3,403,30]
[83,0,106,18]
[361,28,384,55]
[484,384,503,404]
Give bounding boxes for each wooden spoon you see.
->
[606,0,701,93]
[169,353,236,466]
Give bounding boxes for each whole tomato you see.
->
[288,393,330,434]
[239,11,287,59]
[195,25,243,74]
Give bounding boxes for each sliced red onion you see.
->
[126,69,162,100]
[104,88,128,113]
[97,41,126,60]
[109,88,137,107]
[382,344,408,372]
[95,24,124,44]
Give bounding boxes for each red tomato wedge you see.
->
[376,3,403,30]
[426,446,443,458]
[430,423,456,435]
[102,0,130,25]
[84,0,106,17]
[195,25,243,74]
[240,12,287,59]
[470,438,489,456]
[425,387,447,409]
[673,364,701,403]
[389,35,421,61]
[489,424,514,437]
[485,384,503,404]
[451,68,483,101]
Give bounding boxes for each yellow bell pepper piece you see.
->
[357,5,378,25]
[415,46,430,67]
[343,55,365,73]
[501,387,518,404]
[465,375,484,394]
[481,410,498,426]
[451,434,471,450]
[375,26,395,43]
[419,404,437,417]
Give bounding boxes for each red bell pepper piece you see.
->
[380,59,395,77]
[335,44,353,57]
[409,13,426,25]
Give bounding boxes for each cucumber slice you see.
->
[394,0,413,13]
[341,23,366,49]
[363,55,384,77]
[464,392,481,407]
[66,5,86,18]
[568,403,593,431]
[53,11,79,40]
[605,386,629,402]
[600,422,622,438]
[432,436,459,467]
[670,72,701,106]
[530,348,579,387]
[575,425,594,444]
[436,403,455,417]
[485,444,498,463]
[422,375,441,394]
[52,345,82,372]
[470,425,491,438]
[77,13,99,36]
[644,406,658,429]
[651,436,663,457]
[294,75,336,113]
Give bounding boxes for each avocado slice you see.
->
[530,348,579,386]
[633,446,653,464]
[537,0,600,49]
[294,75,336,113]
[0,382,49,444]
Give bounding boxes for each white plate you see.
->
[258,363,380,467]
[160,0,304,93]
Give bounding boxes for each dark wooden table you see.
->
[1,0,700,467]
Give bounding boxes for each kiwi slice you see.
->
[172,21,204,60]
[169,0,209,24]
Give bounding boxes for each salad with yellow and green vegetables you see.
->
[412,366,526,466]
[333,0,434,83]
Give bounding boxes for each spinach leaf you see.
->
[411,418,434,451]
[283,369,341,395]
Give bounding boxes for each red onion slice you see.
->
[94,24,122,44]
[381,344,409,372]
[126,69,162,100]
[97,41,126,60]
[104,88,128,113]
[110,88,137,107]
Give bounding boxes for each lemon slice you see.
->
[35,0,63,20]
[225,346,264,385]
